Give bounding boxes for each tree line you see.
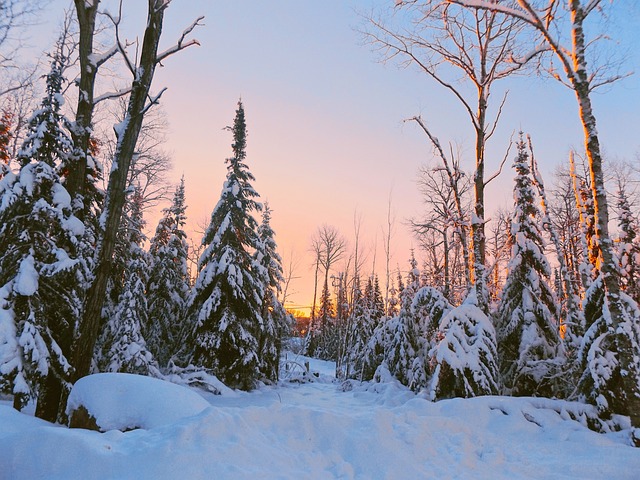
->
[0,1,289,424]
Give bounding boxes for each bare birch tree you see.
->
[447,0,640,441]
[364,1,534,312]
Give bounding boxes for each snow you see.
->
[15,255,38,297]
[1,353,639,479]
[66,373,210,431]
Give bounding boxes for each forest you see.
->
[1,0,640,460]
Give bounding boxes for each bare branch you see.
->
[141,87,167,116]
[484,133,513,187]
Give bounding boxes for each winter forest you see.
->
[2,0,640,478]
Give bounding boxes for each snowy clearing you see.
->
[1,355,639,479]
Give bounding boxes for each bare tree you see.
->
[382,193,395,313]
[280,248,301,307]
[412,157,472,300]
[447,0,640,440]
[0,0,48,97]
[100,96,173,214]
[308,224,347,353]
[485,207,510,303]
[72,0,203,381]
[365,1,533,311]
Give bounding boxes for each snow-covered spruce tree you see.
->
[496,139,560,397]
[187,100,264,390]
[427,291,499,401]
[345,275,386,381]
[368,253,428,390]
[616,182,640,305]
[313,279,337,360]
[145,177,191,366]
[0,47,85,415]
[98,187,158,376]
[410,285,453,392]
[576,282,640,419]
[255,202,290,383]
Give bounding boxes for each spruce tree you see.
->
[146,177,190,366]
[497,138,560,396]
[427,291,499,400]
[98,187,158,376]
[313,279,336,360]
[255,202,289,382]
[0,46,84,415]
[373,253,425,389]
[188,100,264,390]
[616,183,640,305]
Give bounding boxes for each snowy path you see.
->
[1,357,640,479]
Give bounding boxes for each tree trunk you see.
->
[472,86,488,313]
[72,0,169,381]
[67,0,99,220]
[570,2,640,439]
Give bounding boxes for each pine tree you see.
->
[497,138,560,396]
[0,46,84,415]
[98,187,158,376]
[146,177,190,366]
[255,202,289,382]
[188,100,264,390]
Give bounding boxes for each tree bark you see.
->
[67,0,100,219]
[472,85,488,313]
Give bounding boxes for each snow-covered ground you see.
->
[1,354,639,479]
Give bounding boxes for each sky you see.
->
[25,0,640,312]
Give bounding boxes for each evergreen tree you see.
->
[427,292,499,400]
[0,46,84,415]
[0,108,12,171]
[616,183,640,305]
[188,100,264,390]
[255,202,289,382]
[496,139,560,396]
[98,187,158,375]
[368,253,426,389]
[313,279,336,360]
[146,177,190,366]
[345,274,387,381]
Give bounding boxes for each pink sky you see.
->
[34,1,640,312]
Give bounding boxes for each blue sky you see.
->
[29,0,640,309]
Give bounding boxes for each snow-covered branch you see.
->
[88,44,119,68]
[156,16,204,65]
[445,0,535,24]
[94,86,132,104]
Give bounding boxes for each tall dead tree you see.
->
[72,0,202,381]
[448,0,640,444]
[365,2,535,312]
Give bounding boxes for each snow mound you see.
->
[66,373,210,431]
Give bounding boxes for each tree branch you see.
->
[156,16,204,64]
